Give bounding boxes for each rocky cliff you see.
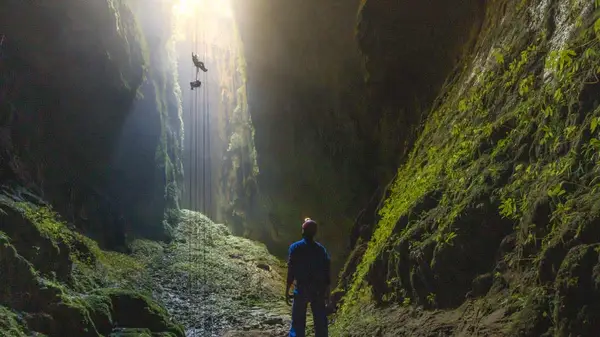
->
[0,196,184,336]
[0,0,184,334]
[0,0,183,248]
[231,0,367,268]
[178,13,261,239]
[115,0,185,241]
[333,0,600,336]
[231,0,486,275]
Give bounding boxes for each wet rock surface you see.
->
[0,194,185,337]
[142,210,291,336]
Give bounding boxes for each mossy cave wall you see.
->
[0,197,184,336]
[230,0,486,275]
[0,0,183,247]
[215,25,262,237]
[332,0,600,335]
[1,0,600,335]
[115,0,185,241]
[1,0,184,335]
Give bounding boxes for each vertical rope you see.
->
[204,44,209,218]
[199,13,207,336]
[191,4,201,335]
[194,18,201,335]
[186,13,195,336]
[207,69,212,221]
[205,35,214,337]
[187,6,217,335]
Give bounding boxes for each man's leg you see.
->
[311,298,328,337]
[289,295,308,337]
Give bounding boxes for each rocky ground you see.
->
[135,210,298,337]
[0,189,302,337]
[0,190,185,337]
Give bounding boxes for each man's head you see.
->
[302,218,318,239]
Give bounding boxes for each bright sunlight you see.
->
[172,0,234,43]
[173,0,233,20]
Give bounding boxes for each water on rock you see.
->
[137,210,293,336]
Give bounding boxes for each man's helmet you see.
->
[302,218,318,236]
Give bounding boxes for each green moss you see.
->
[15,203,100,265]
[84,294,114,333]
[98,251,146,286]
[219,21,262,236]
[109,328,152,337]
[330,302,386,337]
[27,287,181,337]
[173,211,285,292]
[336,0,600,333]
[505,286,552,337]
[45,296,101,337]
[0,306,28,337]
[0,235,51,311]
[96,289,184,336]
[23,286,182,337]
[1,196,183,335]
[145,210,288,329]
[130,239,164,263]
[150,57,183,232]
[3,201,147,291]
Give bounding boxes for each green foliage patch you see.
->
[0,306,28,337]
[335,0,600,333]
[0,195,182,336]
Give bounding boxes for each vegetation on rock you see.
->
[0,193,184,337]
[230,0,489,278]
[110,0,184,242]
[140,210,290,335]
[0,305,28,337]
[332,0,600,335]
[215,22,262,238]
[0,0,182,248]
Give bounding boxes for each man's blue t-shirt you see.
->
[287,238,331,295]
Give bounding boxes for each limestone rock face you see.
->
[231,0,486,274]
[332,0,600,335]
[231,0,367,266]
[0,0,183,245]
[0,196,184,337]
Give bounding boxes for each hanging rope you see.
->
[186,5,218,334]
[189,7,198,335]
[205,34,215,337]
[186,12,193,335]
[204,42,209,219]
[199,19,206,336]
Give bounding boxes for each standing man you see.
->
[286,218,331,337]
